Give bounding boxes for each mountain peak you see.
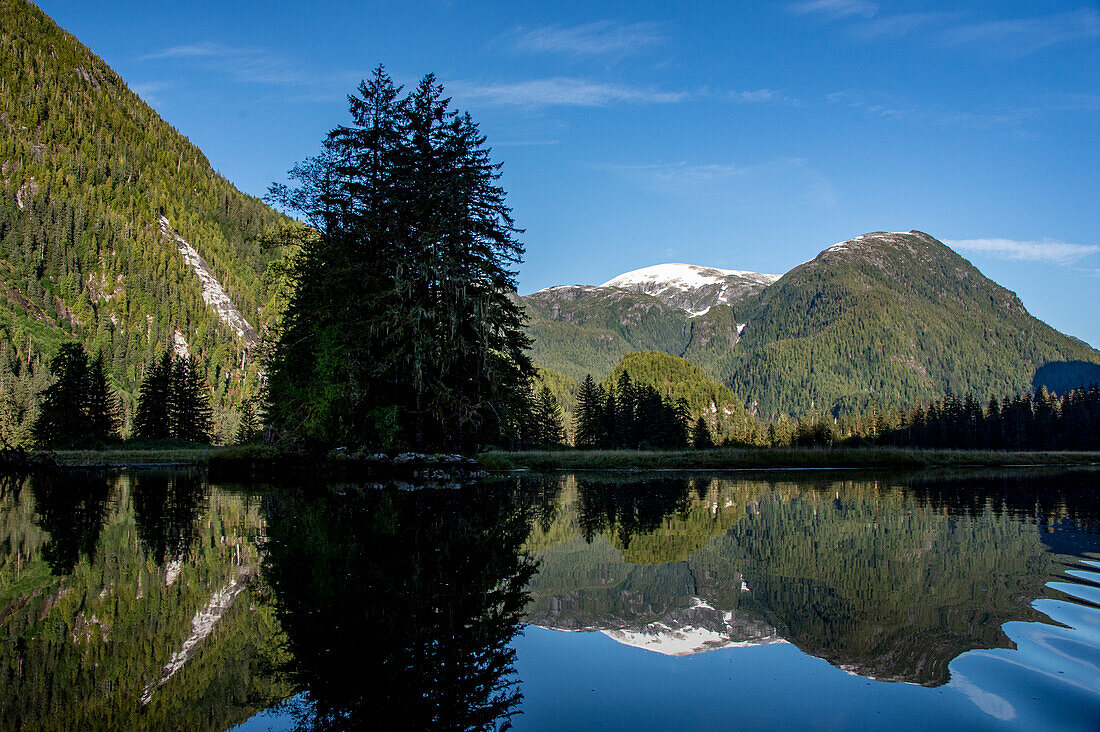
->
[599,262,780,315]
[601,263,780,290]
[820,230,947,260]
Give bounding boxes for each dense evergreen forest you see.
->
[0,0,288,443]
[552,345,1099,451]
[562,376,1100,451]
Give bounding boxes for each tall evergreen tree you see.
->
[266,66,532,451]
[691,416,714,449]
[614,372,637,448]
[574,375,603,449]
[530,385,565,447]
[171,356,213,444]
[134,352,173,440]
[32,343,90,447]
[84,355,119,443]
[134,352,212,443]
[236,397,262,444]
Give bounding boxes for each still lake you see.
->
[1,468,1099,730]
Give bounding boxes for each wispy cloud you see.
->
[789,4,1100,54]
[509,21,665,58]
[940,9,1100,55]
[599,158,836,209]
[130,81,169,105]
[828,87,1100,136]
[946,238,1100,265]
[450,77,688,108]
[141,42,313,86]
[854,12,951,39]
[731,88,802,106]
[789,0,878,20]
[826,90,1043,132]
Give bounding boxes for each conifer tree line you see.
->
[132,352,214,443]
[265,67,532,451]
[863,387,1100,451]
[560,371,1099,451]
[748,386,1100,450]
[24,343,217,447]
[573,373,693,449]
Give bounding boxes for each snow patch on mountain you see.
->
[601,263,780,290]
[597,597,786,657]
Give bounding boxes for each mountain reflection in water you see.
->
[0,469,1097,730]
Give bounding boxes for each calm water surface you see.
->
[1,469,1098,730]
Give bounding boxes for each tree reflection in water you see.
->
[133,471,207,564]
[31,471,113,574]
[262,484,538,731]
[577,477,691,551]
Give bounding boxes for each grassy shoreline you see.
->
[474,447,1100,472]
[20,445,1100,472]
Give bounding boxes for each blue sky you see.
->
[37,0,1100,346]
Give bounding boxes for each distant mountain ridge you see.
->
[522,231,1100,416]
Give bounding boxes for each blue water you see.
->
[229,471,1100,731]
[4,468,1099,730]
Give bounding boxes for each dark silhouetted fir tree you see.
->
[691,417,714,449]
[265,66,532,451]
[170,356,213,444]
[84,355,119,443]
[133,352,213,443]
[236,397,262,444]
[133,352,173,440]
[527,385,565,447]
[32,343,119,447]
[574,375,604,449]
[32,343,90,447]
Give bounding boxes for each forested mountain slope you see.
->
[0,0,288,440]
[521,285,747,385]
[522,286,693,383]
[604,351,758,444]
[721,231,1100,416]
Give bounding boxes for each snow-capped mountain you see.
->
[600,263,780,316]
[598,597,785,656]
[534,596,784,657]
